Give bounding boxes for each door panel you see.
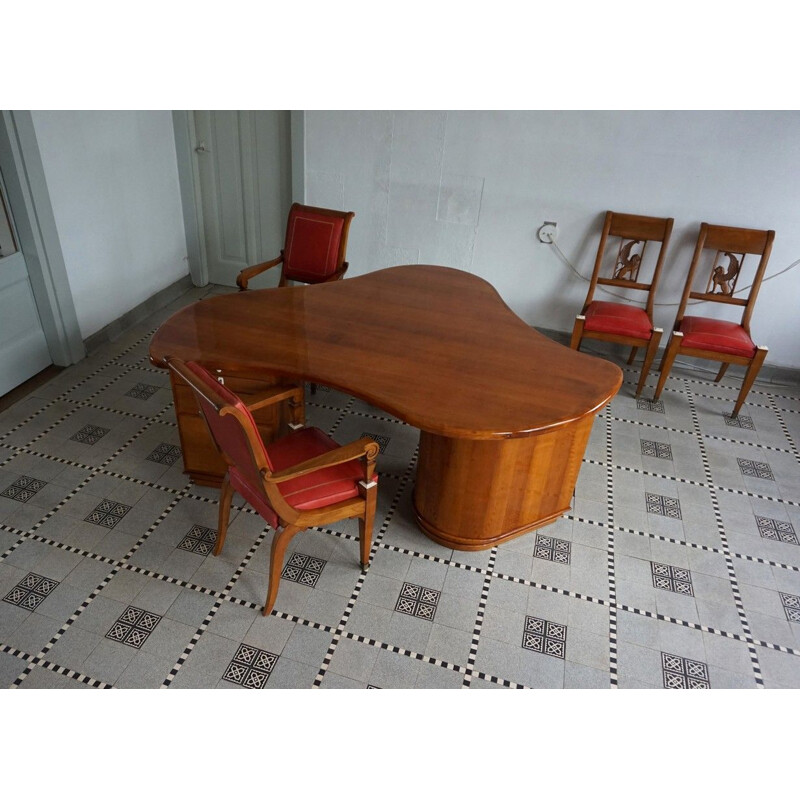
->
[194,111,291,287]
[0,251,52,395]
[253,111,291,259]
[211,111,248,264]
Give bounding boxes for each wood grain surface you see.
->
[151,265,621,440]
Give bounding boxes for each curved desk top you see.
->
[150,265,622,440]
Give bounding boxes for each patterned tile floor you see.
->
[2,283,800,690]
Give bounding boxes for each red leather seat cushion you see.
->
[678,316,756,358]
[267,427,373,511]
[583,301,653,339]
[283,209,345,283]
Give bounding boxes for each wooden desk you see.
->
[149,265,622,550]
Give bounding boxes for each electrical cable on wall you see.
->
[545,239,800,385]
[548,240,800,307]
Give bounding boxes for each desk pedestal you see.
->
[413,416,594,550]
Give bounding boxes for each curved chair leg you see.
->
[358,485,378,570]
[213,472,234,556]
[627,347,639,365]
[263,523,302,616]
[732,346,768,418]
[715,363,729,383]
[570,315,586,351]
[636,328,662,398]
[653,331,682,401]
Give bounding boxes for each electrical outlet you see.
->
[538,221,558,243]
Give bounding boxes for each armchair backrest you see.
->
[583,211,674,318]
[167,359,274,498]
[282,203,355,284]
[675,223,775,333]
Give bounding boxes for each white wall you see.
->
[304,111,800,368]
[30,110,188,339]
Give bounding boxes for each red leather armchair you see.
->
[167,358,379,616]
[236,203,355,290]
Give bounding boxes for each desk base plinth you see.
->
[412,504,571,551]
[412,416,594,550]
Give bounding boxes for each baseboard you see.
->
[534,326,800,388]
[0,365,63,411]
[83,274,195,355]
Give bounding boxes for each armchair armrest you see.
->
[265,437,380,484]
[236,254,284,291]
[245,385,304,412]
[319,262,349,283]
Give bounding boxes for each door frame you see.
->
[172,110,209,287]
[0,111,84,366]
[171,109,305,288]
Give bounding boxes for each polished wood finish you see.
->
[235,203,355,290]
[167,358,378,616]
[414,415,594,549]
[150,265,622,549]
[653,223,775,416]
[571,211,674,398]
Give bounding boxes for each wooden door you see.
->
[192,111,291,287]
[0,169,51,396]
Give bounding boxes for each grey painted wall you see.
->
[30,111,189,339]
[304,111,800,368]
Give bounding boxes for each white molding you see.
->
[290,111,305,204]
[0,111,84,366]
[172,110,208,286]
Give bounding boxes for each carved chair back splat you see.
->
[570,210,674,398]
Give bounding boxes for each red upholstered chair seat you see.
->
[678,316,757,358]
[283,208,345,282]
[584,301,653,339]
[267,427,375,510]
[227,427,375,524]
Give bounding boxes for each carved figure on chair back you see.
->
[708,252,741,296]
[613,239,643,281]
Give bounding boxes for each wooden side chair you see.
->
[653,223,775,417]
[167,357,379,617]
[236,202,355,290]
[570,211,674,397]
